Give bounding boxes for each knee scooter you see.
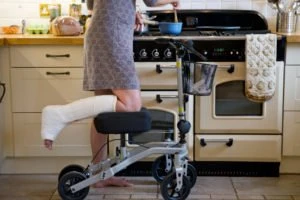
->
[57,38,211,200]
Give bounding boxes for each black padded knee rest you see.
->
[94,108,152,134]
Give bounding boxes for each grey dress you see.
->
[83,0,158,91]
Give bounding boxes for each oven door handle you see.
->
[156,94,189,103]
[156,94,178,103]
[156,64,176,74]
[200,138,233,147]
[218,64,235,73]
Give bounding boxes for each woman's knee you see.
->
[113,89,142,112]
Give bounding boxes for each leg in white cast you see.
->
[41,95,117,141]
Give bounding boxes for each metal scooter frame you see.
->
[67,39,203,197]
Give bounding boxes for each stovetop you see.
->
[133,10,286,62]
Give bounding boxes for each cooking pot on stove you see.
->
[143,19,183,35]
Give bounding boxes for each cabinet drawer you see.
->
[284,65,300,111]
[10,45,83,67]
[136,62,177,90]
[286,44,300,65]
[13,113,92,157]
[195,135,281,162]
[283,112,300,156]
[11,68,92,112]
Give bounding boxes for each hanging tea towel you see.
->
[245,34,277,102]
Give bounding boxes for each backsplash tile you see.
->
[0,0,298,33]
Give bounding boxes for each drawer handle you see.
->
[156,64,176,74]
[0,82,6,103]
[156,94,178,103]
[46,71,71,75]
[45,54,70,58]
[200,138,233,147]
[218,64,235,74]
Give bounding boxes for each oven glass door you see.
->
[215,80,263,116]
[195,62,284,134]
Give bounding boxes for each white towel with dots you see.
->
[245,34,277,102]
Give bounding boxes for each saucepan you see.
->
[143,19,183,35]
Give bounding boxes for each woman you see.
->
[42,0,180,188]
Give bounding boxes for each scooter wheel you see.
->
[152,155,173,183]
[58,171,89,200]
[186,164,197,188]
[58,164,85,181]
[160,172,191,200]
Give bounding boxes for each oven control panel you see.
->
[134,39,284,62]
[134,40,246,62]
[134,41,177,62]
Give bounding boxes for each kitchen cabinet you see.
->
[0,47,5,165]
[9,45,93,156]
[283,43,300,157]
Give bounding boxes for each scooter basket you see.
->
[183,62,217,96]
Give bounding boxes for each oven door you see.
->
[195,61,284,134]
[108,91,194,160]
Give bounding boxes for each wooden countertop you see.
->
[280,32,300,43]
[1,34,84,45]
[0,36,4,46]
[0,33,300,45]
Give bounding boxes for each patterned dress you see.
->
[83,0,157,91]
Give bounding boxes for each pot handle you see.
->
[0,82,6,103]
[143,19,159,25]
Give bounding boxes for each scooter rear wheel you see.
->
[58,171,89,200]
[58,164,85,181]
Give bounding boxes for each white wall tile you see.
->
[0,0,285,32]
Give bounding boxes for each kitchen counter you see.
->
[0,33,300,45]
[1,34,84,45]
[0,36,4,46]
[278,32,300,43]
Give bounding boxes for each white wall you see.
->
[0,0,281,32]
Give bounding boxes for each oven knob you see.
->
[235,51,239,55]
[152,49,160,58]
[203,51,208,55]
[139,49,147,58]
[164,49,172,58]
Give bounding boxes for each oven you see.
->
[111,9,287,176]
[195,61,284,134]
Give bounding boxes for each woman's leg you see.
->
[92,89,142,187]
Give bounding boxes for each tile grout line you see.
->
[49,188,57,200]
[229,177,239,200]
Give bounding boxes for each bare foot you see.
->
[93,177,133,188]
[44,139,53,150]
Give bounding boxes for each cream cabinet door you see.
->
[11,68,92,112]
[13,113,92,157]
[284,65,300,111]
[283,112,300,156]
